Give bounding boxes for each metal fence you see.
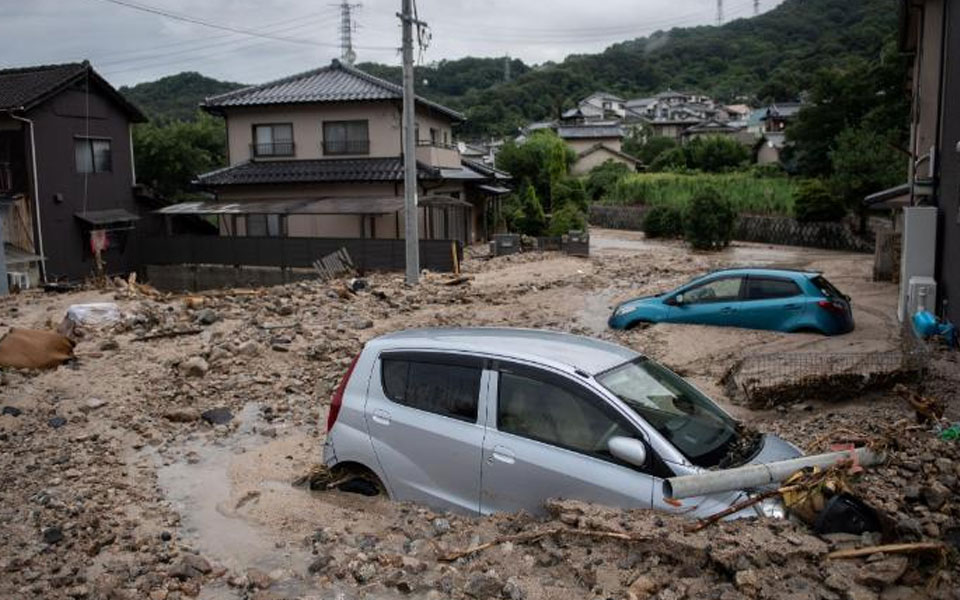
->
[589,205,648,231]
[722,323,931,409]
[142,235,462,273]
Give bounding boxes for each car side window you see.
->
[744,277,802,300]
[683,277,743,304]
[497,367,645,467]
[381,356,481,422]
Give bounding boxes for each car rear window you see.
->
[810,275,845,299]
[381,356,481,422]
[745,277,801,300]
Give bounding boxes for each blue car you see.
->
[608,268,854,335]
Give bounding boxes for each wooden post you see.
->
[451,241,460,275]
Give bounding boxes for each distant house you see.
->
[0,61,146,286]
[681,119,749,143]
[760,103,802,133]
[556,123,640,174]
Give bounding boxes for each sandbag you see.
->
[0,328,76,369]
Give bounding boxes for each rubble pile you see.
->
[0,243,957,599]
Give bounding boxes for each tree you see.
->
[649,147,688,172]
[132,113,227,199]
[511,182,547,236]
[829,126,904,210]
[684,188,736,250]
[685,136,750,172]
[585,160,632,201]
[632,136,678,166]
[547,203,587,236]
[553,177,589,212]
[495,130,575,211]
[793,180,846,222]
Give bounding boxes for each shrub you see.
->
[585,160,632,200]
[649,147,688,172]
[547,204,587,236]
[553,177,589,212]
[793,180,846,222]
[642,205,685,239]
[685,136,750,172]
[684,188,736,250]
[512,182,547,236]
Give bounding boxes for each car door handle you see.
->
[720,307,735,314]
[784,303,801,310]
[490,445,515,465]
[371,409,391,426]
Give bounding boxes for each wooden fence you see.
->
[142,235,462,272]
[588,205,875,253]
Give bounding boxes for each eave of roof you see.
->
[576,143,641,164]
[202,59,463,122]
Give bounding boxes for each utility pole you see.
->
[753,0,759,16]
[338,0,360,65]
[504,55,511,82]
[716,0,723,25]
[400,0,420,285]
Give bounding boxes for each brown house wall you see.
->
[26,82,140,281]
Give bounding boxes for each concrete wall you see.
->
[146,264,316,292]
[224,102,455,165]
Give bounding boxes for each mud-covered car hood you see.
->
[746,434,803,465]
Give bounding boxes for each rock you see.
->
[921,482,949,510]
[201,408,233,425]
[734,569,759,592]
[168,554,211,580]
[464,573,503,599]
[259,427,277,438]
[856,555,908,587]
[431,518,451,535]
[246,568,272,590]
[352,318,374,330]
[160,531,172,542]
[179,357,209,378]
[880,586,921,600]
[196,309,219,325]
[84,398,107,411]
[42,526,64,544]
[353,562,376,583]
[307,555,333,574]
[502,577,526,600]
[934,458,953,474]
[627,574,659,599]
[902,485,920,502]
[922,521,940,537]
[237,341,261,357]
[896,516,922,539]
[270,344,289,353]
[99,339,119,351]
[182,553,212,575]
[2,406,21,417]
[48,416,67,429]
[163,408,201,423]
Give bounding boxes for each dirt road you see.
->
[0,230,955,600]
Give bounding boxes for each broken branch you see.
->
[132,328,203,342]
[439,527,646,562]
[826,542,946,560]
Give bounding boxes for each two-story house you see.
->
[0,61,145,285]
[163,60,505,249]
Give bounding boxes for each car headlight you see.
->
[755,496,787,519]
[614,304,635,318]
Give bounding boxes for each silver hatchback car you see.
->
[322,328,801,519]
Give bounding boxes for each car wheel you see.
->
[320,462,387,497]
[791,326,824,335]
[625,319,653,331]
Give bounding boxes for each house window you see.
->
[323,120,369,155]
[252,124,294,157]
[75,137,111,173]
[246,214,282,237]
[429,128,439,145]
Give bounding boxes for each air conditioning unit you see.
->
[907,276,937,317]
[6,272,29,291]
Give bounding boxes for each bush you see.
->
[585,160,632,200]
[547,204,587,236]
[642,205,685,239]
[684,188,736,250]
[649,146,688,172]
[793,180,846,222]
[553,177,589,212]
[511,182,547,236]
[685,136,750,172]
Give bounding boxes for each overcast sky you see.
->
[1,0,783,88]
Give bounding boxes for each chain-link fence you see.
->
[722,322,931,409]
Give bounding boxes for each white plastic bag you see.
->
[64,303,122,328]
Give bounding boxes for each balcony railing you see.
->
[251,142,295,158]
[322,139,370,155]
[415,141,461,168]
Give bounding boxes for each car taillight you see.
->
[326,352,361,433]
[817,299,846,314]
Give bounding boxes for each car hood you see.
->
[618,294,663,309]
[746,433,803,465]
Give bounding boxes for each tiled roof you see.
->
[0,61,146,120]
[203,59,464,121]
[196,158,410,186]
[557,124,623,139]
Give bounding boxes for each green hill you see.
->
[119,72,245,122]
[118,0,897,136]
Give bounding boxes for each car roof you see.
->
[693,267,821,281]
[369,327,640,376]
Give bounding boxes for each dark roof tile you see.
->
[197,157,410,186]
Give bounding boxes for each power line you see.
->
[89,0,393,50]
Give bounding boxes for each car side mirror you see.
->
[674,293,684,305]
[608,436,647,467]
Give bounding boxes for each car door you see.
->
[364,351,486,514]
[479,361,670,515]
[666,276,744,327]
[740,276,805,331]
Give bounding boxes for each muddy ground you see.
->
[0,229,958,600]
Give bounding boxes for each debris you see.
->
[2,406,21,417]
[349,278,368,292]
[443,275,474,286]
[313,247,354,280]
[179,356,209,377]
[63,303,122,328]
[895,384,945,425]
[133,328,203,342]
[163,408,201,423]
[825,542,947,560]
[48,416,67,429]
[439,527,650,562]
[41,526,64,544]
[195,308,219,325]
[0,328,75,369]
[83,398,107,411]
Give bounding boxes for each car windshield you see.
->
[596,358,740,467]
